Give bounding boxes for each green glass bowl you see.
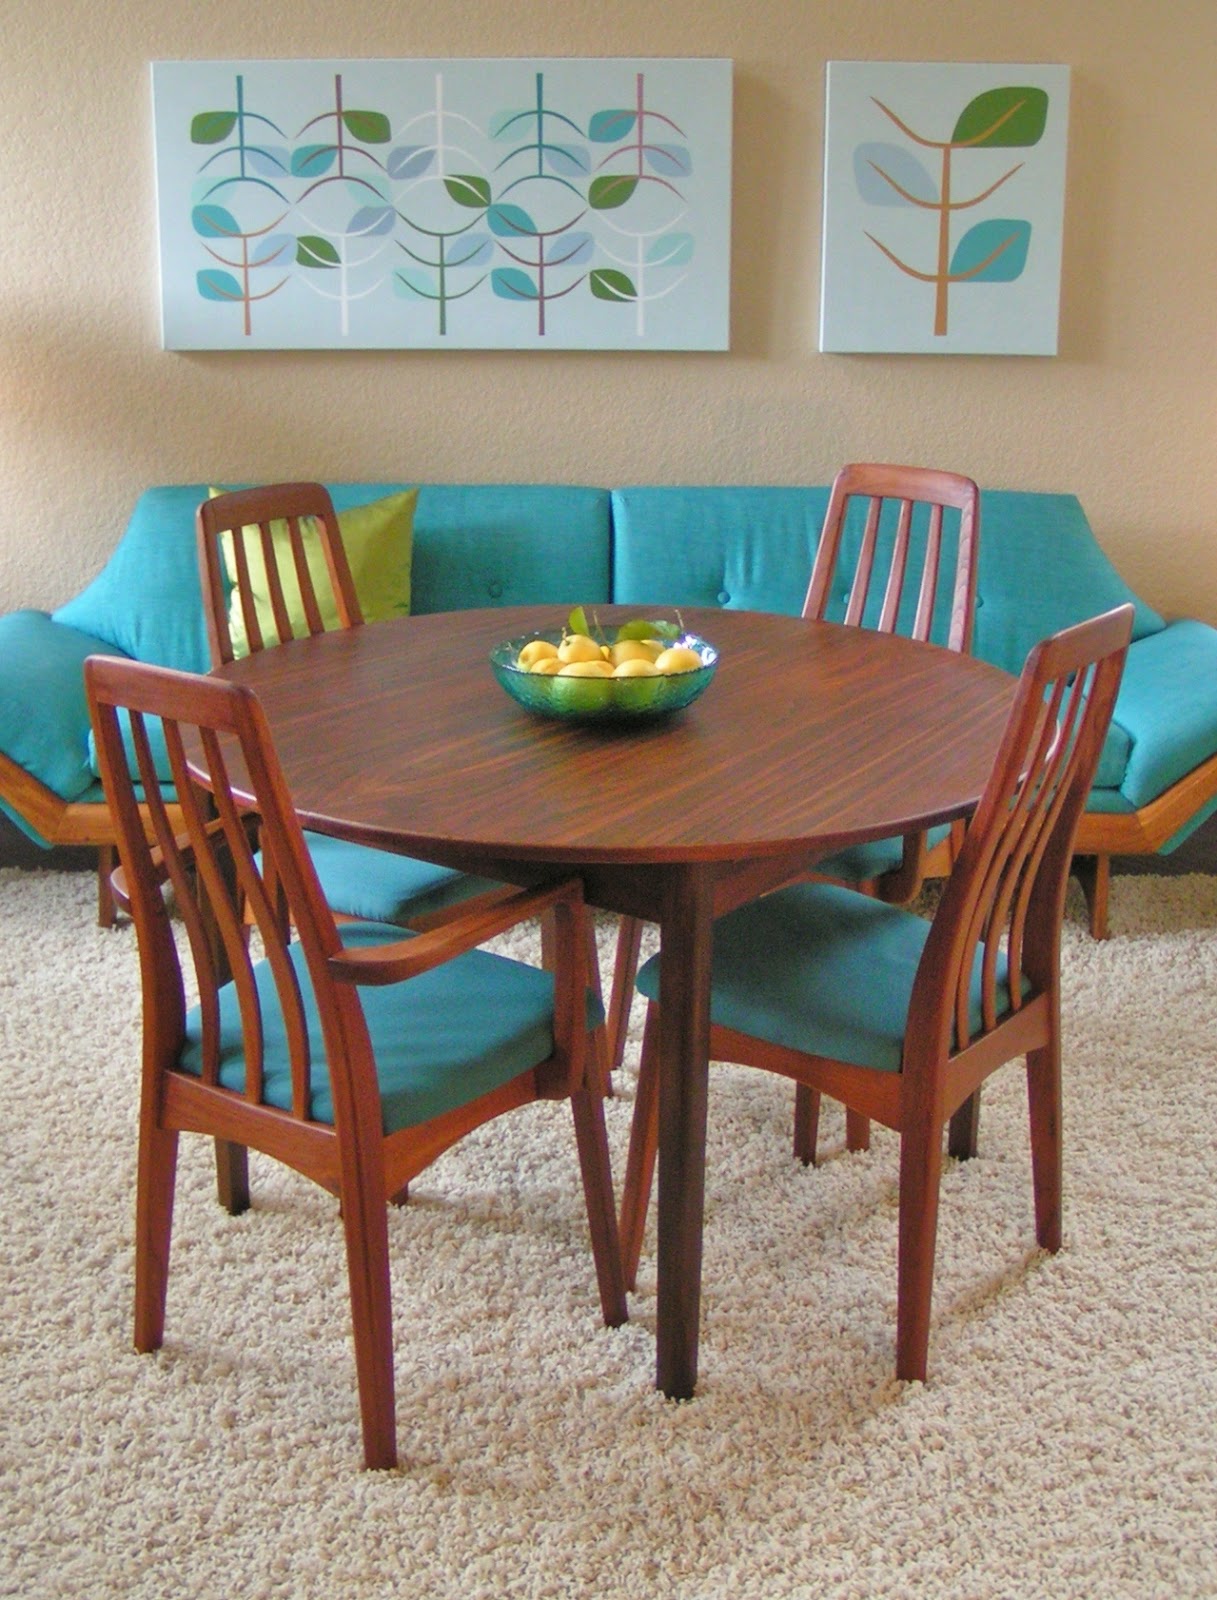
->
[490,630,718,723]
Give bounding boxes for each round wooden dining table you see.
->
[210,603,1017,1400]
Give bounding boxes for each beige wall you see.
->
[3,1,1215,622]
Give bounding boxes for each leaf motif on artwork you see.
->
[191,111,238,145]
[197,269,243,301]
[348,206,397,237]
[342,110,391,144]
[645,232,694,267]
[589,175,637,210]
[394,268,436,297]
[248,233,293,267]
[490,110,533,140]
[949,219,1031,281]
[387,145,436,180]
[854,142,938,206]
[545,144,591,177]
[492,267,539,301]
[643,144,692,178]
[246,146,291,177]
[296,235,341,268]
[588,109,636,142]
[291,144,337,178]
[545,230,593,266]
[192,205,240,239]
[488,203,537,239]
[446,174,492,209]
[952,87,1048,148]
[590,268,636,302]
[450,234,494,269]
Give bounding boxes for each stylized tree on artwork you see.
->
[858,85,1049,336]
[393,172,493,337]
[192,205,293,338]
[487,202,594,337]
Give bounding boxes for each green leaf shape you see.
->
[191,111,238,145]
[445,174,491,209]
[590,268,636,303]
[192,205,239,239]
[567,605,591,636]
[291,144,337,178]
[296,235,340,269]
[197,269,242,302]
[589,109,637,142]
[589,174,638,210]
[342,109,391,144]
[949,218,1031,281]
[951,86,1048,148]
[615,618,680,642]
[491,267,538,301]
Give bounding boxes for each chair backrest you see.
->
[197,482,363,666]
[912,604,1135,1058]
[85,654,361,1121]
[803,463,981,653]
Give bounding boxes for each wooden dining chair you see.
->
[617,604,1133,1383]
[85,653,627,1470]
[605,464,983,1143]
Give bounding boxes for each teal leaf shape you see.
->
[247,146,291,177]
[492,267,538,301]
[191,111,238,145]
[645,232,694,267]
[446,174,492,209]
[388,145,435,180]
[192,204,239,239]
[348,206,396,237]
[952,87,1049,148]
[590,268,636,302]
[291,144,337,178]
[490,110,532,140]
[296,235,340,268]
[545,144,591,177]
[248,233,293,267]
[197,269,242,301]
[589,174,638,210]
[545,230,593,266]
[342,109,391,144]
[644,144,692,178]
[394,268,436,297]
[854,142,938,205]
[488,203,537,239]
[589,109,636,142]
[950,218,1031,281]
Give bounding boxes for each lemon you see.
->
[612,657,660,677]
[518,639,559,668]
[654,645,704,675]
[608,639,655,667]
[557,633,604,665]
[558,659,614,678]
[528,656,564,675]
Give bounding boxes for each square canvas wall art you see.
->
[151,57,733,351]
[819,61,1071,355]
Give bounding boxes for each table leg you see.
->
[655,862,715,1400]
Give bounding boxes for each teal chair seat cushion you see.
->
[300,832,504,926]
[813,822,952,887]
[180,919,603,1132]
[636,880,1021,1074]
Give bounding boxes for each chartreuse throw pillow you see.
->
[210,487,417,658]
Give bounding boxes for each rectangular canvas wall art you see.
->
[819,61,1071,356]
[151,57,733,352]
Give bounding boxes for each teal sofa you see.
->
[3,480,1216,937]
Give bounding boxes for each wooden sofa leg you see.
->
[1074,853,1111,940]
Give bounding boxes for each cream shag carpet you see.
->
[2,866,1216,1600]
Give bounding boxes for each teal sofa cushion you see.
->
[636,879,1021,1074]
[53,487,212,673]
[971,491,1162,676]
[1103,619,1217,808]
[179,918,603,1131]
[0,610,128,803]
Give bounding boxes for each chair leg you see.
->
[618,1004,660,1292]
[606,914,645,1072]
[895,1106,944,1383]
[338,1162,398,1471]
[570,1085,629,1327]
[1073,853,1111,940]
[97,845,117,929]
[134,1124,179,1353]
[792,1084,821,1166]
[214,1138,250,1214]
[845,1108,871,1153]
[1026,1038,1063,1253]
[586,918,613,1098]
[947,1091,981,1160]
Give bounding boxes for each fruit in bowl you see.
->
[490,609,718,722]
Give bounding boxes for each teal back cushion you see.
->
[53,486,212,673]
